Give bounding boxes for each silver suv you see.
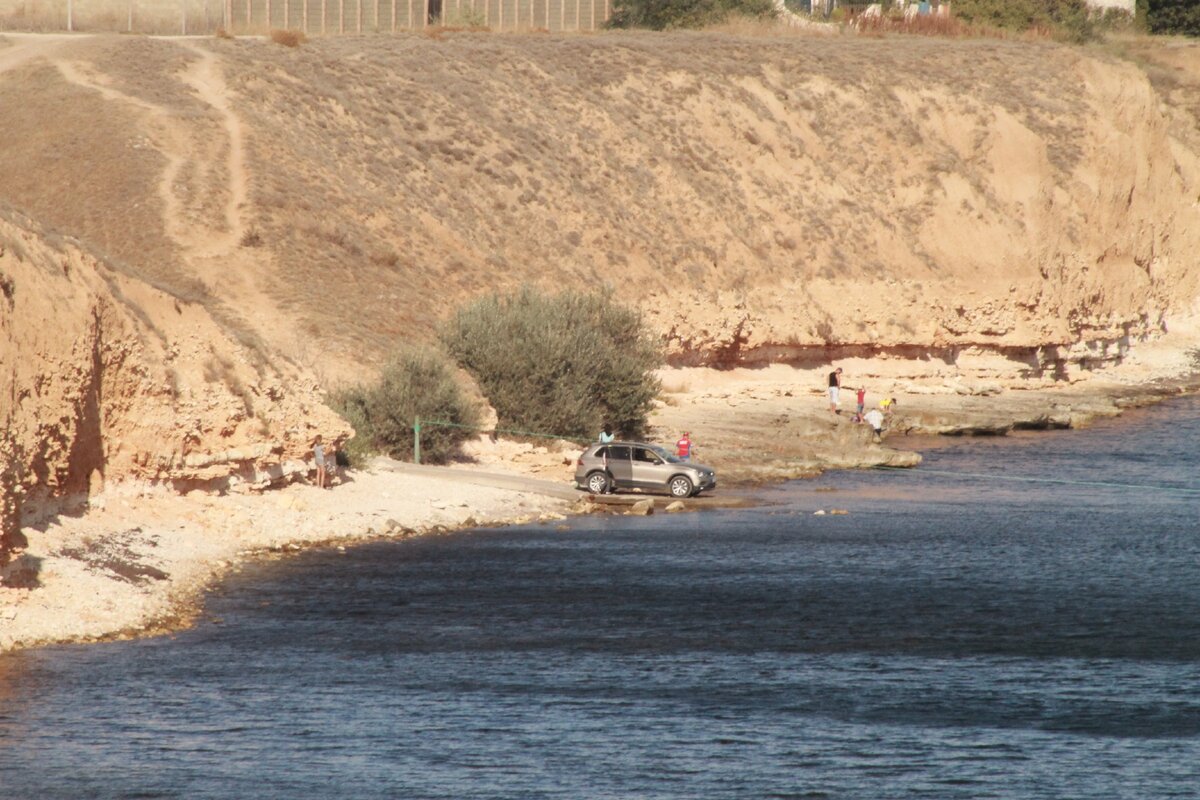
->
[574,441,717,498]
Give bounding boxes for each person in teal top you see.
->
[598,424,615,443]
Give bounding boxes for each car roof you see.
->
[589,441,661,448]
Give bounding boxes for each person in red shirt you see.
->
[676,431,692,461]
[856,387,867,417]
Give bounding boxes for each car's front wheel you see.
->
[586,471,611,495]
[668,475,694,498]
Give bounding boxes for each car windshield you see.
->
[648,445,682,464]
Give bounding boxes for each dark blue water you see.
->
[2,398,1199,799]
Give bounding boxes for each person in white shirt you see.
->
[864,408,885,440]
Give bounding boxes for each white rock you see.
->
[627,499,655,516]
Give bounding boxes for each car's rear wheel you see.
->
[586,471,611,495]
[668,475,694,498]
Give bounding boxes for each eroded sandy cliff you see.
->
[0,208,348,553]
[1,30,1200,558]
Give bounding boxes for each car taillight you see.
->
[576,458,583,466]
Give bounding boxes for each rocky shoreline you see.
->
[2,361,1198,655]
[0,468,572,653]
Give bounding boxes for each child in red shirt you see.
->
[676,432,692,461]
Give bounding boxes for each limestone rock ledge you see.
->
[0,209,349,559]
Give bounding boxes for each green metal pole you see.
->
[413,416,421,464]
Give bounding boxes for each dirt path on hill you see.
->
[54,45,238,259]
[49,38,291,349]
[0,33,74,74]
[178,41,248,258]
[54,58,198,249]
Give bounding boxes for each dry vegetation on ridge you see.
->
[3,31,1197,384]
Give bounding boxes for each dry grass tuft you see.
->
[269,28,307,47]
[849,12,971,38]
[703,17,834,38]
[846,11,1065,41]
[422,24,491,39]
[215,27,235,39]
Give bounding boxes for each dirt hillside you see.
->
[3,29,1200,546]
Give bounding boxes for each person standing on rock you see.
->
[325,438,341,486]
[856,386,867,418]
[828,367,843,414]
[313,435,329,489]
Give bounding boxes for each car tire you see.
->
[668,475,693,498]
[586,471,611,495]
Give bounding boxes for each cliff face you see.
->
[1,31,1199,549]
[2,33,1195,383]
[0,209,348,552]
[641,49,1200,377]
[227,33,1200,382]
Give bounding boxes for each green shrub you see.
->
[441,7,488,26]
[1147,0,1200,36]
[607,0,777,30]
[332,347,480,465]
[441,288,661,441]
[952,0,1096,42]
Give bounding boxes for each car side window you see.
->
[634,447,661,464]
[607,445,631,461]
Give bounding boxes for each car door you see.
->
[631,447,667,490]
[605,445,633,489]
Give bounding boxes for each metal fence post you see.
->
[413,416,421,464]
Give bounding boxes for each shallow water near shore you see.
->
[2,398,1199,799]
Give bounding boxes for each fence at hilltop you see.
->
[0,0,614,34]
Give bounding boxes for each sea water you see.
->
[1,397,1198,799]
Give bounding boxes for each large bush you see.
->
[441,289,661,441]
[1148,0,1200,36]
[332,347,480,465]
[608,0,777,30]
[952,0,1095,42]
